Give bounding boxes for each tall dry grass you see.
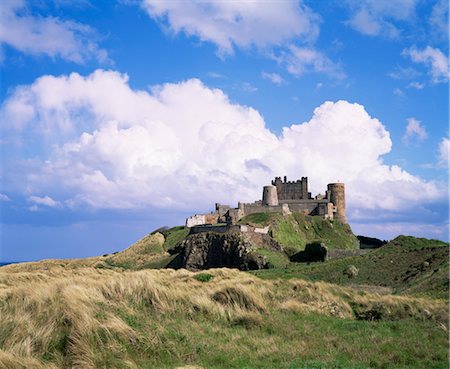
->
[0,265,447,368]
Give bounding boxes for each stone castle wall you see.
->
[288,201,327,215]
[186,212,219,227]
[189,224,270,235]
[186,176,346,228]
[272,176,311,200]
[242,203,283,216]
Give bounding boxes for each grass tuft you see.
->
[211,284,267,313]
[194,273,214,283]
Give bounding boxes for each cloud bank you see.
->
[139,0,342,78]
[0,0,108,63]
[141,0,318,54]
[1,70,445,225]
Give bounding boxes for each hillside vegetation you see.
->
[9,221,447,301]
[0,266,448,369]
[9,225,447,302]
[1,230,448,368]
[253,236,449,299]
[2,230,188,273]
[239,213,359,255]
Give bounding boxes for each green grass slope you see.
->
[101,226,190,270]
[253,235,449,299]
[160,226,190,250]
[3,228,190,273]
[101,232,172,269]
[239,212,359,255]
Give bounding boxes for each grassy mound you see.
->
[239,212,280,226]
[99,226,190,270]
[100,232,174,269]
[253,235,449,299]
[0,266,447,368]
[239,212,359,255]
[3,232,182,273]
[160,226,190,251]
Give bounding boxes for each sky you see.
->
[0,0,448,262]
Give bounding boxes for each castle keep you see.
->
[186,176,347,227]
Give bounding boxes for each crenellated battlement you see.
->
[271,176,311,201]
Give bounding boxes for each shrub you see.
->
[343,265,359,278]
[194,273,214,283]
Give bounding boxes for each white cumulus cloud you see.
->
[345,0,419,38]
[402,117,428,145]
[138,0,342,79]
[0,70,445,223]
[403,46,449,83]
[140,0,319,55]
[0,0,108,63]
[438,137,449,167]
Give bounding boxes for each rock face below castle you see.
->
[174,233,272,271]
[186,176,346,227]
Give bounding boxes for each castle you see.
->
[186,176,346,227]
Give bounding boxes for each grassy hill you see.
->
[8,221,446,301]
[239,213,359,255]
[99,227,190,270]
[1,228,448,368]
[253,235,449,299]
[1,228,190,273]
[0,266,447,368]
[8,223,446,302]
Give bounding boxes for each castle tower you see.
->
[262,185,279,206]
[327,183,346,223]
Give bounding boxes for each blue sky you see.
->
[0,0,448,262]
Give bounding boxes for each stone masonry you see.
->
[185,176,347,227]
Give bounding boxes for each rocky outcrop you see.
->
[290,242,328,262]
[168,232,271,271]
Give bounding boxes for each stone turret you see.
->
[327,183,346,223]
[262,185,279,206]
